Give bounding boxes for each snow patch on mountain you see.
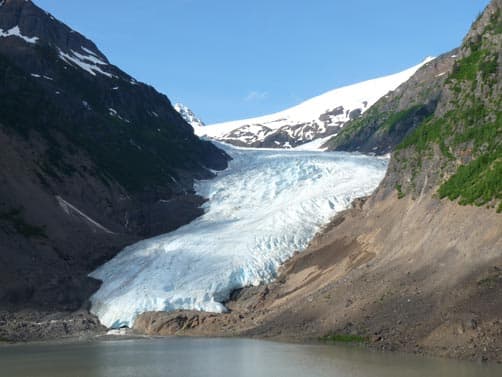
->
[58,48,114,78]
[89,144,388,328]
[108,107,130,123]
[194,58,434,149]
[0,25,38,44]
[293,135,335,151]
[174,103,205,128]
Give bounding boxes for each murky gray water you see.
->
[0,338,500,377]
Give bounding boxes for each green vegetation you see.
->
[326,96,434,153]
[320,334,367,343]
[380,105,423,133]
[448,29,498,84]
[0,208,47,238]
[449,46,485,82]
[396,184,405,199]
[438,152,502,210]
[478,271,502,289]
[484,9,502,34]
[396,100,501,209]
[396,116,439,152]
[325,108,381,150]
[448,25,498,83]
[394,22,501,210]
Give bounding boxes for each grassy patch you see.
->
[380,106,422,133]
[484,9,502,34]
[396,184,405,199]
[449,47,485,82]
[320,334,367,343]
[478,271,502,289]
[438,152,502,208]
[395,96,501,208]
[396,116,441,152]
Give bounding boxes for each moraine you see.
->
[90,143,388,328]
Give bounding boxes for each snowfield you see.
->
[188,58,434,148]
[90,144,388,328]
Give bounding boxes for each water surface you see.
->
[0,338,500,377]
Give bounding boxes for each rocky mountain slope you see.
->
[323,50,459,155]
[133,0,501,362]
[174,103,206,129]
[193,59,432,148]
[0,0,228,328]
[326,3,501,169]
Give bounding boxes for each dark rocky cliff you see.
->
[0,0,229,315]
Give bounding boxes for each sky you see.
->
[35,0,490,124]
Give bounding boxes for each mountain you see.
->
[328,1,501,210]
[133,0,502,362]
[194,59,432,148]
[174,103,206,129]
[0,0,228,331]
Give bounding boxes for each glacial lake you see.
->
[0,338,501,377]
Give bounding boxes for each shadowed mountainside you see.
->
[0,0,228,324]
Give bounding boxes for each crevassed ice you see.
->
[90,145,388,328]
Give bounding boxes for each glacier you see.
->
[89,144,388,328]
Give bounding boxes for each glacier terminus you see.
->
[89,144,388,328]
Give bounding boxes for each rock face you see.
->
[133,0,502,362]
[0,0,229,320]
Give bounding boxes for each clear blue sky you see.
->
[35,0,489,124]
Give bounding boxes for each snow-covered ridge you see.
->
[175,103,206,128]
[0,25,38,44]
[89,144,388,328]
[193,58,434,149]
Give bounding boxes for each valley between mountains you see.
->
[0,0,500,364]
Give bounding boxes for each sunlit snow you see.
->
[58,48,114,78]
[90,144,388,328]
[0,25,38,44]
